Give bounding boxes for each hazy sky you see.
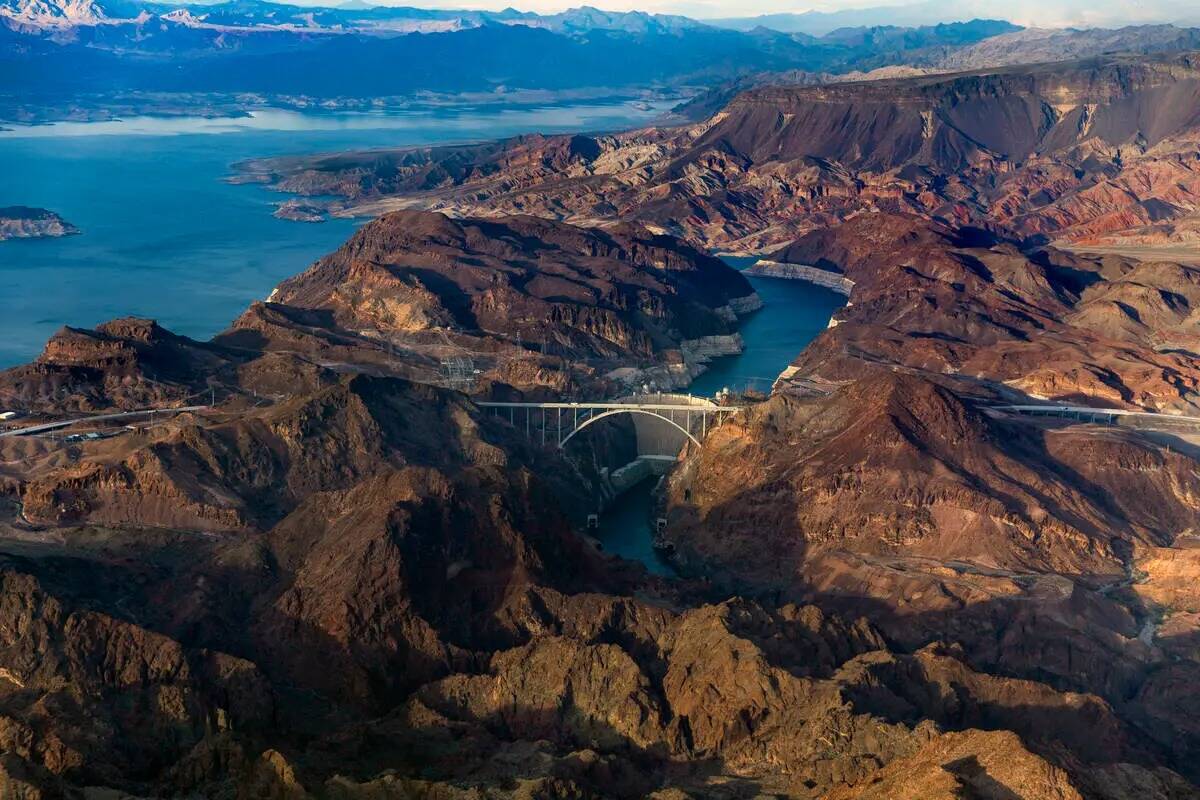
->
[314,0,1200,26]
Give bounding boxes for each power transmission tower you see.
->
[437,327,477,392]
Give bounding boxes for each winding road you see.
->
[0,406,209,439]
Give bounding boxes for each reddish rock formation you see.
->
[659,214,1200,788]
[767,213,1200,413]
[3,320,1194,798]
[12,415,1186,798]
[246,209,759,395]
[0,562,275,793]
[667,372,1200,580]
[249,53,1200,257]
[14,374,542,533]
[2,132,1200,797]
[0,318,242,413]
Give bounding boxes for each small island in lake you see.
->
[0,206,80,241]
[273,199,327,223]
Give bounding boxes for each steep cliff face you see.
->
[688,56,1200,173]
[253,209,758,394]
[771,214,1200,413]
[250,53,1200,255]
[659,214,1200,786]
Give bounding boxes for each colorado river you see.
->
[596,477,676,576]
[593,265,846,575]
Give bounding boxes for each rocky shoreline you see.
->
[745,260,855,295]
[604,326,761,392]
[272,199,326,223]
[0,206,79,241]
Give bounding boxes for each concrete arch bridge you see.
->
[477,393,741,459]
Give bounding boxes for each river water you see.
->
[690,257,845,397]
[594,263,845,575]
[0,101,673,367]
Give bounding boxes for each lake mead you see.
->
[0,102,672,367]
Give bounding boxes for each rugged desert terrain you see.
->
[247,52,1200,261]
[2,50,1200,800]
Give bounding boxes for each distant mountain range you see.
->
[2,0,722,35]
[936,23,1200,68]
[6,0,1200,125]
[0,0,1027,122]
[709,0,1200,35]
[674,22,1200,121]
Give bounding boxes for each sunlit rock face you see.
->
[254,209,759,394]
[0,207,78,241]
[257,53,1200,256]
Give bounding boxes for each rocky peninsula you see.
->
[0,206,79,241]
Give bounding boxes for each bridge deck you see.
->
[478,398,743,454]
[477,401,740,412]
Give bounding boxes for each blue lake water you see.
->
[0,102,674,367]
[689,258,846,397]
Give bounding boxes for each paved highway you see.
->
[0,406,209,439]
[994,403,1200,428]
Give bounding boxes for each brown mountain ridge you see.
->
[245,52,1200,257]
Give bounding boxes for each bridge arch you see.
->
[559,408,702,449]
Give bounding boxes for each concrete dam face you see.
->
[572,393,720,500]
[609,393,716,458]
[477,393,739,505]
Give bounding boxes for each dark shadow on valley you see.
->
[654,401,1200,781]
